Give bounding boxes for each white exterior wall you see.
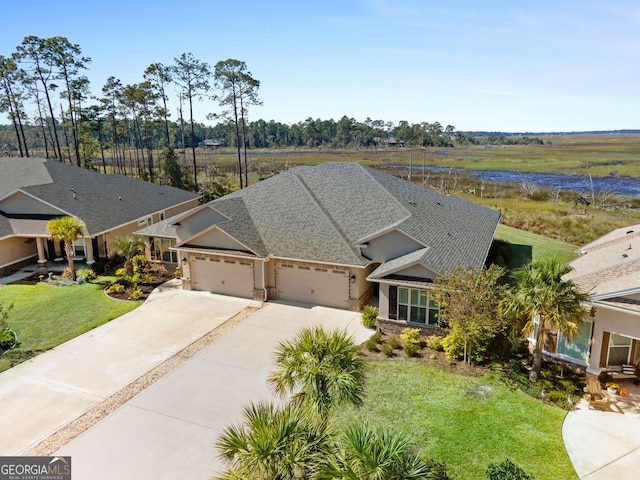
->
[589,303,640,372]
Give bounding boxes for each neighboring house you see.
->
[198,139,221,147]
[545,225,640,375]
[138,163,500,320]
[0,157,200,276]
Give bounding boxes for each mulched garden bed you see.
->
[104,265,177,302]
[360,329,488,377]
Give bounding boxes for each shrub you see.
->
[76,268,95,282]
[131,254,150,273]
[401,328,421,357]
[388,338,401,350]
[115,267,126,277]
[365,338,378,352]
[105,283,125,294]
[486,459,533,479]
[360,305,379,329]
[174,267,182,278]
[404,342,420,357]
[400,328,420,345]
[426,335,444,351]
[370,331,383,344]
[442,334,464,360]
[0,329,16,352]
[380,342,394,357]
[140,274,154,285]
[129,288,144,300]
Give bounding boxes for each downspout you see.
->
[262,256,271,301]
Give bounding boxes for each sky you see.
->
[1,0,639,132]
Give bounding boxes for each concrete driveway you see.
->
[0,281,253,455]
[56,301,370,480]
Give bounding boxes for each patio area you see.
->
[0,259,89,285]
[564,378,640,479]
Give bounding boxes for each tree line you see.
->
[1,35,544,192]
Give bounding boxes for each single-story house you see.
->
[138,162,500,321]
[542,225,640,376]
[0,157,200,276]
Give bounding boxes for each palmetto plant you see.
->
[216,401,330,480]
[46,216,85,281]
[502,257,588,382]
[318,424,440,480]
[109,234,146,276]
[268,326,366,419]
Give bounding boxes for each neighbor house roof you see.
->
[565,223,640,298]
[179,162,500,271]
[0,157,199,238]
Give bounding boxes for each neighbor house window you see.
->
[397,287,439,325]
[154,237,177,263]
[72,239,85,257]
[608,333,631,366]
[557,321,592,364]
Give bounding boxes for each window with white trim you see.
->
[608,333,631,366]
[397,287,439,325]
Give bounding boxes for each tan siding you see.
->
[0,237,38,267]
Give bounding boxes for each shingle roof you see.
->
[367,248,431,279]
[198,163,499,271]
[0,157,199,237]
[566,223,640,298]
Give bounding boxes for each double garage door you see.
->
[191,256,254,298]
[278,263,349,309]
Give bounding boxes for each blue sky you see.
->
[1,0,638,132]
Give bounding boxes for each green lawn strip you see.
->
[332,361,576,480]
[0,282,139,372]
[495,224,578,266]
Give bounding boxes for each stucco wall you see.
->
[0,237,37,269]
[0,192,62,215]
[589,303,640,372]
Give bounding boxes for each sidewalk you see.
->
[0,281,253,455]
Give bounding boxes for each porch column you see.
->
[36,237,47,264]
[85,237,95,265]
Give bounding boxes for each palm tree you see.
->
[46,216,85,281]
[216,401,330,479]
[318,424,440,480]
[268,326,366,419]
[109,235,146,276]
[503,257,588,382]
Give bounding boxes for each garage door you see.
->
[191,256,254,298]
[278,263,349,309]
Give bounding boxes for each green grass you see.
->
[0,281,140,372]
[332,361,576,480]
[495,224,578,267]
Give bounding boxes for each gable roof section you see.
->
[0,157,199,236]
[200,162,499,270]
[367,248,432,279]
[566,223,640,298]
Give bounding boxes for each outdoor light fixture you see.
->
[182,257,187,265]
[350,273,356,283]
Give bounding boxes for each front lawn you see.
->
[332,361,576,480]
[0,281,140,372]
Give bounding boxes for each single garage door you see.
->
[191,256,254,298]
[278,263,349,309]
